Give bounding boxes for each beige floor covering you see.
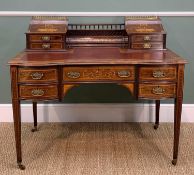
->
[0,123,194,175]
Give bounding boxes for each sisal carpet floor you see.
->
[0,123,194,175]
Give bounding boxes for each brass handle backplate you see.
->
[153,70,166,78]
[144,36,151,41]
[31,89,45,96]
[42,36,50,41]
[143,43,152,49]
[152,86,165,95]
[67,71,81,79]
[31,72,44,80]
[42,43,51,49]
[117,70,131,78]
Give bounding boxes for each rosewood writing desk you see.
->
[8,16,187,169]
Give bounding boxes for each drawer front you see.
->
[139,66,177,81]
[131,42,163,49]
[19,85,58,99]
[63,66,135,82]
[131,35,163,42]
[138,84,176,99]
[29,43,63,50]
[29,35,64,42]
[18,68,58,83]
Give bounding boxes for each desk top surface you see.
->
[9,47,187,66]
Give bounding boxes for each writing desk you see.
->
[9,47,187,169]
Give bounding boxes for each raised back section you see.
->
[25,16,166,51]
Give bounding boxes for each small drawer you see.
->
[29,43,64,50]
[29,35,64,42]
[131,35,163,42]
[63,66,135,82]
[131,42,163,50]
[18,68,58,83]
[139,66,177,81]
[138,84,176,99]
[19,85,58,100]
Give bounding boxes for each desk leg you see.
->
[154,100,160,129]
[11,66,25,170]
[172,65,184,165]
[31,101,38,132]
[12,99,25,170]
[172,98,182,165]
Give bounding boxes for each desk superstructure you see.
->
[9,16,187,170]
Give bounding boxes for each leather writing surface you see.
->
[8,48,186,66]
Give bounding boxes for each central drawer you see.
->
[18,67,58,83]
[19,85,58,100]
[63,66,135,82]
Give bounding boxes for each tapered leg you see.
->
[31,101,38,132]
[12,99,25,170]
[172,97,183,165]
[11,66,25,170]
[172,65,184,165]
[154,100,160,129]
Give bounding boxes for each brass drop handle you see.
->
[31,89,45,97]
[152,86,165,95]
[67,71,81,79]
[31,72,44,80]
[42,36,50,41]
[143,43,152,49]
[42,43,51,49]
[153,70,166,78]
[117,70,131,78]
[144,36,151,41]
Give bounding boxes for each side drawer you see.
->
[63,66,135,82]
[131,35,163,42]
[139,66,177,81]
[19,85,58,100]
[131,42,163,50]
[18,67,58,83]
[138,84,176,99]
[28,43,64,50]
[29,34,64,42]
